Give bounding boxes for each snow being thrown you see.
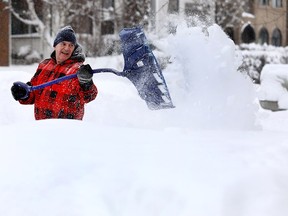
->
[149,21,259,130]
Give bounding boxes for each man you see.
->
[11,26,98,120]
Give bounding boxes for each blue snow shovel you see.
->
[13,27,174,110]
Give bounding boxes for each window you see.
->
[11,0,42,35]
[168,0,179,14]
[241,24,256,43]
[259,0,269,5]
[258,28,269,44]
[272,0,282,7]
[272,28,282,46]
[12,16,37,35]
[103,0,114,9]
[101,21,114,35]
[71,16,93,34]
[101,0,115,35]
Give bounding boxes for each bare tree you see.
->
[5,0,50,56]
[4,0,103,57]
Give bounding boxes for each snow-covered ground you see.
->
[1,23,288,216]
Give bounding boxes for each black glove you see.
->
[77,64,93,85]
[11,82,30,101]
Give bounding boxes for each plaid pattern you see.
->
[20,55,97,120]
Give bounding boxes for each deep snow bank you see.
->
[0,120,288,216]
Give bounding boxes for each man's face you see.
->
[54,41,75,64]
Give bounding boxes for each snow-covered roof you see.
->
[242,12,255,19]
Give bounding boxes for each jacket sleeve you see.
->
[19,62,44,105]
[80,80,98,103]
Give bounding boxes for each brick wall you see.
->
[252,1,287,46]
[0,2,9,66]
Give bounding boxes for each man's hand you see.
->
[11,82,30,101]
[77,64,93,85]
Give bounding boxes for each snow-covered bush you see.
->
[236,43,288,83]
[13,45,41,65]
[25,50,42,64]
[18,45,32,57]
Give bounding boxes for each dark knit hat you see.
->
[53,26,77,47]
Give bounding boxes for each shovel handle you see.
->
[29,68,123,92]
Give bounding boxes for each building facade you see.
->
[253,0,287,46]
[225,0,287,46]
[0,1,10,66]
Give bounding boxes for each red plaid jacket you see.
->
[19,47,98,120]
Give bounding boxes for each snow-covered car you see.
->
[258,64,288,111]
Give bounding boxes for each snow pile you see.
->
[1,121,288,216]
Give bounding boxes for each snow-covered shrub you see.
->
[18,45,32,57]
[13,45,41,65]
[25,50,41,63]
[236,43,288,83]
